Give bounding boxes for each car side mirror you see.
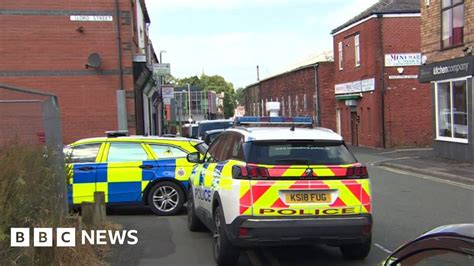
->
[187,152,202,163]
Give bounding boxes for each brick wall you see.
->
[0,0,139,144]
[317,62,336,131]
[421,0,474,62]
[333,16,432,148]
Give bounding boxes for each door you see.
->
[147,143,194,183]
[103,142,154,203]
[67,142,102,204]
[351,111,359,146]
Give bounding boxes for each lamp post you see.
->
[187,83,192,122]
[157,50,167,135]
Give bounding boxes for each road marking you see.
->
[261,248,281,266]
[374,243,392,254]
[246,250,263,266]
[378,166,474,190]
[367,157,417,166]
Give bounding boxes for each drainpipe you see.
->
[115,0,127,130]
[378,14,386,148]
[313,64,321,126]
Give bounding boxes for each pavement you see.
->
[348,146,474,185]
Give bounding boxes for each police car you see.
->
[186,117,372,265]
[65,131,207,215]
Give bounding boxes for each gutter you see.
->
[313,64,321,126]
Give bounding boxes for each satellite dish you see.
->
[86,53,101,68]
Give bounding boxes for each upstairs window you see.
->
[355,34,360,67]
[338,41,343,70]
[442,0,464,48]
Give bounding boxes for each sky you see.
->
[144,0,379,89]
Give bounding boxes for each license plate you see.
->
[284,191,331,204]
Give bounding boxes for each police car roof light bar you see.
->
[235,116,313,126]
[106,130,129,138]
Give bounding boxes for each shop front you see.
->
[420,56,474,162]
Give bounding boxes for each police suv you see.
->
[186,117,372,265]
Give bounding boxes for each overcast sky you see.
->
[144,0,378,89]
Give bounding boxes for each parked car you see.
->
[197,119,233,139]
[203,128,225,145]
[186,116,372,265]
[64,133,207,215]
[381,223,474,265]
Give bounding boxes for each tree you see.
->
[234,87,245,106]
[174,74,236,118]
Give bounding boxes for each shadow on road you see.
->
[106,205,188,216]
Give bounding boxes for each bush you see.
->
[0,143,108,265]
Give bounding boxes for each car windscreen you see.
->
[198,122,232,137]
[245,141,357,165]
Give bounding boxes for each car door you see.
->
[147,143,194,183]
[102,141,154,203]
[66,142,103,205]
[193,134,227,214]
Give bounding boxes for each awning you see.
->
[335,93,362,101]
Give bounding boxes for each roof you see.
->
[227,127,343,142]
[245,50,333,89]
[70,136,200,145]
[331,0,420,34]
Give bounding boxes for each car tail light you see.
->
[239,227,249,237]
[345,166,369,179]
[232,165,270,179]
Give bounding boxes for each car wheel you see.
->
[187,188,205,231]
[148,181,184,216]
[340,236,371,260]
[213,205,239,266]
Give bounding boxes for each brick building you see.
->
[0,0,160,144]
[243,52,336,130]
[331,0,432,148]
[419,0,473,162]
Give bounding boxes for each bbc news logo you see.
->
[11,228,138,247]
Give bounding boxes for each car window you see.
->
[107,142,148,162]
[246,141,357,165]
[216,133,235,161]
[230,134,244,161]
[149,144,187,159]
[207,135,225,162]
[67,143,101,163]
[397,249,473,266]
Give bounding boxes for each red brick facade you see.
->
[333,16,432,148]
[243,62,336,131]
[0,0,151,144]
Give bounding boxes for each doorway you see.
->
[350,111,359,146]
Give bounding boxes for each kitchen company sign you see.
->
[335,78,375,95]
[419,56,474,83]
[385,53,421,67]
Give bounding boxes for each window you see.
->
[295,95,299,113]
[149,144,188,159]
[247,141,357,165]
[436,79,468,142]
[336,109,341,135]
[66,143,101,163]
[442,0,464,48]
[303,94,307,112]
[282,97,285,116]
[397,248,473,265]
[338,41,343,70]
[288,95,292,116]
[107,143,149,162]
[354,34,360,67]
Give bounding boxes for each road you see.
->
[107,151,474,265]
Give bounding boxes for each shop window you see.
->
[436,79,468,142]
[442,0,464,48]
[355,34,360,67]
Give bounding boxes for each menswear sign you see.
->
[385,53,422,67]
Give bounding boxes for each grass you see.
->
[0,143,110,265]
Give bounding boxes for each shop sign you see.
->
[162,86,174,105]
[419,56,474,82]
[385,53,421,67]
[335,78,375,94]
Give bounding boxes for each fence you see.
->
[0,83,67,212]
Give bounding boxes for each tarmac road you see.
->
[108,152,474,266]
